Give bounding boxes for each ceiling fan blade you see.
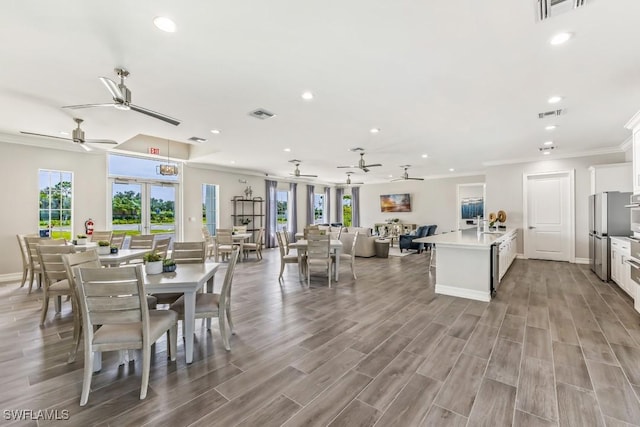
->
[62,103,116,109]
[129,104,181,126]
[390,178,405,182]
[337,165,358,169]
[99,77,124,101]
[20,131,70,141]
[299,174,318,177]
[408,177,425,181]
[363,163,382,168]
[85,139,118,145]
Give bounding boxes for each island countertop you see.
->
[414,228,518,248]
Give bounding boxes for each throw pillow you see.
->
[410,230,416,236]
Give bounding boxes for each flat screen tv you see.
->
[380,193,411,212]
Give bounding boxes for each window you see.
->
[277,190,288,231]
[109,154,179,182]
[39,169,72,239]
[342,194,352,227]
[202,184,218,235]
[313,194,324,224]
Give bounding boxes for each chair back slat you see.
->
[75,266,146,327]
[90,231,113,243]
[62,251,101,291]
[215,229,233,245]
[307,233,330,259]
[129,235,155,249]
[276,231,287,257]
[38,245,76,284]
[233,225,247,234]
[172,241,206,264]
[153,237,172,259]
[110,233,126,249]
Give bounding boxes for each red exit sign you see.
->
[149,147,160,155]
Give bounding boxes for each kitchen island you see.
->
[415,228,518,302]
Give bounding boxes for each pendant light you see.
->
[156,139,178,176]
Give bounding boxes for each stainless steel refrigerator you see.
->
[589,191,632,281]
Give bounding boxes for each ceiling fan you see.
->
[391,166,425,181]
[344,172,364,185]
[289,160,318,178]
[337,150,382,172]
[20,118,117,151]
[62,68,181,126]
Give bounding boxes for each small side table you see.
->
[375,239,391,258]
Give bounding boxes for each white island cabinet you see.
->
[416,228,518,302]
[610,236,635,299]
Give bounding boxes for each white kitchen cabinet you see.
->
[589,163,632,194]
[499,231,517,281]
[610,237,633,298]
[624,110,640,194]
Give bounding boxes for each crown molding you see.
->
[624,109,640,130]
[482,146,625,167]
[620,135,633,152]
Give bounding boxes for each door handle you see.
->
[528,226,536,230]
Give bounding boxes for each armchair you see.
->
[399,225,436,253]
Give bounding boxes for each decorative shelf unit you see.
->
[374,223,417,237]
[231,197,264,242]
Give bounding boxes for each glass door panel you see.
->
[150,184,176,242]
[112,182,143,237]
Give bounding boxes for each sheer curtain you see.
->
[289,182,298,238]
[324,187,331,225]
[335,187,344,225]
[265,179,278,248]
[351,186,360,227]
[306,184,315,225]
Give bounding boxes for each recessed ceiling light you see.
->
[548,96,563,104]
[301,91,314,101]
[283,148,291,152]
[370,128,380,134]
[545,125,557,131]
[210,129,221,134]
[421,154,428,158]
[388,175,393,178]
[543,151,551,155]
[449,168,455,172]
[550,32,572,45]
[543,141,554,146]
[153,16,177,33]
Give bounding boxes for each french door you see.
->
[110,179,179,242]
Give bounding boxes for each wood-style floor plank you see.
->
[2,254,640,426]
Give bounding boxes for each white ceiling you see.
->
[1,0,639,184]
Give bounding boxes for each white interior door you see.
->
[524,171,574,261]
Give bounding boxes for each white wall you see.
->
[0,141,107,276]
[360,175,486,233]
[485,152,626,259]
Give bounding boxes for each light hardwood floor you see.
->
[1,249,640,426]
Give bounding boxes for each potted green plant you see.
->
[162,258,177,273]
[241,217,251,225]
[110,245,119,254]
[76,234,88,245]
[143,252,163,275]
[97,240,111,255]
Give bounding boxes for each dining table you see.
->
[289,239,344,281]
[92,261,222,371]
[231,232,252,261]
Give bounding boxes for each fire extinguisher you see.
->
[84,219,94,236]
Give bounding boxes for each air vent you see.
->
[536,0,589,21]
[538,109,564,119]
[539,146,557,152]
[249,109,276,120]
[188,136,207,143]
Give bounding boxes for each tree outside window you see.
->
[277,190,288,231]
[314,194,324,224]
[342,194,352,227]
[39,170,72,240]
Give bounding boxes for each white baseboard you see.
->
[516,254,526,259]
[0,272,22,283]
[435,284,491,302]
[574,257,590,265]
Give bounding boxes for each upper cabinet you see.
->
[625,110,640,194]
[589,163,632,194]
